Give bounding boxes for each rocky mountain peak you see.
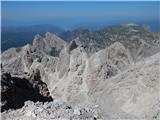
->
[33,34,44,51]
[32,32,66,56]
[44,33,65,56]
[45,32,66,46]
[34,34,43,40]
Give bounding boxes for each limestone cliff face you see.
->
[33,34,45,51]
[2,44,33,75]
[92,52,160,119]
[33,32,66,56]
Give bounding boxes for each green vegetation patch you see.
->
[16,47,22,53]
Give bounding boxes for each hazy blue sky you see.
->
[2,1,160,31]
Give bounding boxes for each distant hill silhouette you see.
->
[1,24,64,51]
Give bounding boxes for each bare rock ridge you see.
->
[1,24,160,119]
[33,32,66,56]
[60,24,160,59]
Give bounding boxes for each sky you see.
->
[1,1,160,31]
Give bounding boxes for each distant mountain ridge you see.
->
[60,24,160,58]
[2,23,160,52]
[1,24,64,51]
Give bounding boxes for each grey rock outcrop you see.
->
[33,34,45,51]
[33,32,66,56]
[1,44,31,75]
[91,52,160,119]
[2,100,102,120]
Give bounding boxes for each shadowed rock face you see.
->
[67,40,78,52]
[1,73,15,111]
[1,71,53,112]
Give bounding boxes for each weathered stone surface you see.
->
[2,100,102,120]
[33,34,45,51]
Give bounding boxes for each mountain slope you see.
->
[92,52,160,119]
[2,44,160,120]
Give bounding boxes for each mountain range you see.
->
[2,23,159,51]
[1,24,160,120]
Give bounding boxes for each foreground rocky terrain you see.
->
[2,100,102,120]
[1,24,160,120]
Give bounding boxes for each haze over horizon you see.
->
[2,1,160,31]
